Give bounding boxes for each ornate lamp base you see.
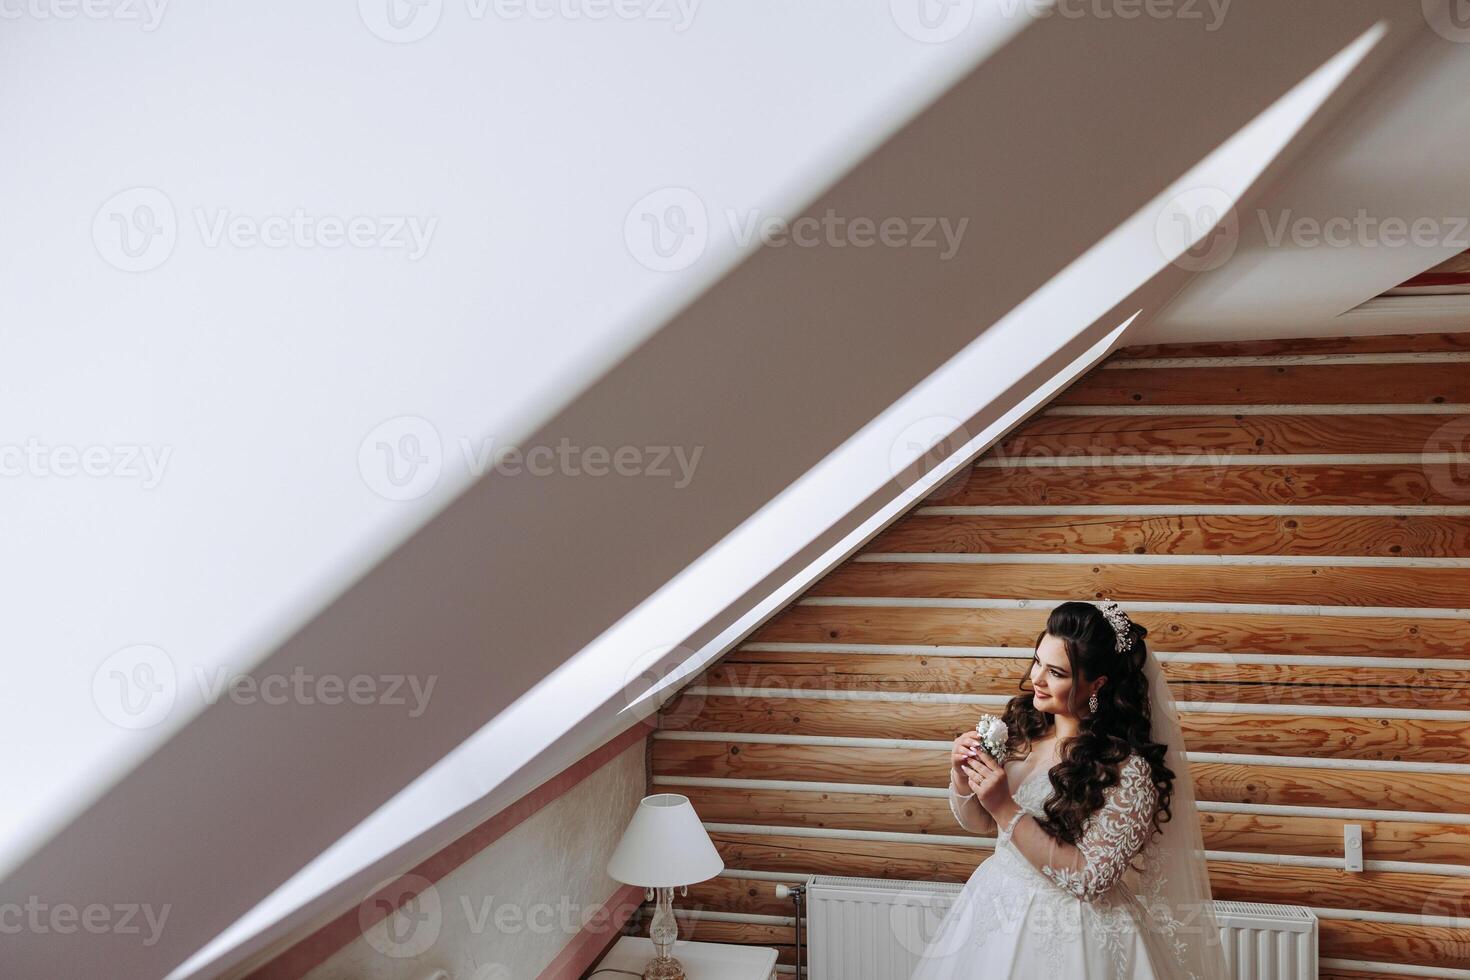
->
[643,886,687,980]
[642,953,686,980]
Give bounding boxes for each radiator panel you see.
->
[805,875,1318,980]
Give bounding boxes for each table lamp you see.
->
[607,793,724,980]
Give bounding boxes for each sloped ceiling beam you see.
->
[0,3,1414,975]
[1143,27,1470,341]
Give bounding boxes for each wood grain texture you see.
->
[938,461,1470,507]
[672,786,1470,865]
[704,650,1470,712]
[1318,917,1470,972]
[750,605,1470,659]
[663,693,1470,763]
[995,412,1470,457]
[652,740,1470,813]
[1055,362,1470,405]
[811,560,1470,609]
[863,513,1470,559]
[1113,331,1470,359]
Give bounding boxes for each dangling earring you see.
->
[1088,690,1100,713]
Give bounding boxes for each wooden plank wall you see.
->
[639,332,1470,980]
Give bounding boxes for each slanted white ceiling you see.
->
[1137,27,1470,343]
[0,0,1022,877]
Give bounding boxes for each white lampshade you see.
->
[607,793,724,888]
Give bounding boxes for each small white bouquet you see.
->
[974,713,1009,764]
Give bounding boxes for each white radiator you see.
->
[1213,900,1318,979]
[804,875,1318,980]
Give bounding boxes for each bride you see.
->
[909,600,1230,979]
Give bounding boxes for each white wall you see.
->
[302,739,645,980]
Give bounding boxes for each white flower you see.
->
[974,713,1009,764]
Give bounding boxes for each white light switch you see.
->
[1344,824,1363,872]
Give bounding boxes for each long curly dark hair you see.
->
[998,601,1175,848]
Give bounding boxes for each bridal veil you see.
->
[1132,627,1231,979]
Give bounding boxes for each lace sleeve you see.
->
[1004,754,1158,902]
[948,783,996,834]
[948,783,973,825]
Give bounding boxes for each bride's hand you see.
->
[950,731,981,788]
[964,750,1015,818]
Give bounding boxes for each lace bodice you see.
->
[948,735,1060,828]
[1011,764,1054,814]
[952,750,1159,903]
[1013,754,1159,901]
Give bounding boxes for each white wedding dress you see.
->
[910,738,1205,979]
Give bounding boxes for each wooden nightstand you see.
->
[588,937,779,980]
